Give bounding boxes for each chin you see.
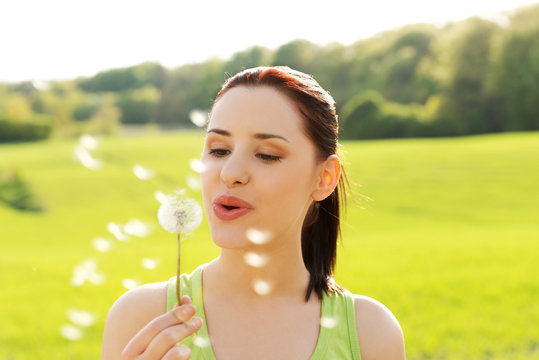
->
[209,226,251,250]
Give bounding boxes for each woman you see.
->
[102,66,405,359]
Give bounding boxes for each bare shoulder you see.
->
[352,294,406,360]
[101,281,168,359]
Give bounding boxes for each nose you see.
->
[220,152,249,187]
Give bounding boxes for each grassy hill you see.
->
[1,131,538,359]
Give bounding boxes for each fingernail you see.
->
[191,316,202,327]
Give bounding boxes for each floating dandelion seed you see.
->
[186,173,201,191]
[133,164,155,180]
[73,146,102,170]
[71,259,105,286]
[78,134,99,150]
[253,280,272,296]
[60,324,83,341]
[193,335,210,348]
[246,228,272,245]
[122,279,140,290]
[92,237,111,252]
[154,190,168,204]
[189,109,208,128]
[107,222,130,242]
[244,252,269,268]
[320,316,338,328]
[142,258,160,270]
[124,219,150,237]
[32,79,50,91]
[189,159,206,173]
[67,309,96,327]
[157,191,203,306]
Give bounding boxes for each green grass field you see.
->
[1,131,538,359]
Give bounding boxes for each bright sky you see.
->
[0,0,536,83]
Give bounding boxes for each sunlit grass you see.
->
[1,131,538,359]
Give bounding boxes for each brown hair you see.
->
[212,66,347,301]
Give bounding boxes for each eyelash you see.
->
[208,149,281,163]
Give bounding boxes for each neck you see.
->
[204,231,310,302]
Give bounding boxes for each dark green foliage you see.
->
[0,168,43,212]
[77,62,166,92]
[0,117,52,142]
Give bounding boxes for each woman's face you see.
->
[200,86,322,249]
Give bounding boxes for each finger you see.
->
[121,304,196,357]
[142,317,202,359]
[175,295,192,308]
[162,345,191,360]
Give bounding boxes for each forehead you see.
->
[209,86,307,140]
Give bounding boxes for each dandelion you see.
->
[60,324,83,341]
[133,164,155,180]
[67,309,96,327]
[122,278,140,290]
[189,109,208,128]
[157,190,203,306]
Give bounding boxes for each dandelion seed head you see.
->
[133,164,155,180]
[157,195,203,234]
[189,109,208,128]
[193,335,210,348]
[122,279,140,290]
[67,309,96,327]
[189,159,206,174]
[320,316,338,328]
[142,258,160,270]
[252,280,272,296]
[246,228,272,245]
[107,222,130,242]
[60,324,83,341]
[92,237,111,252]
[244,252,269,268]
[124,219,151,237]
[78,134,99,150]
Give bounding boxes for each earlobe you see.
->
[312,155,341,201]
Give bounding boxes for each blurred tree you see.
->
[225,46,273,75]
[272,39,319,74]
[78,62,166,92]
[488,4,539,131]
[115,86,161,124]
[434,17,499,135]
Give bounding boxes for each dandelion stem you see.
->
[176,233,181,306]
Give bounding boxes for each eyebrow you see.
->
[207,128,289,143]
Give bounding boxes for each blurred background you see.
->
[1,0,538,359]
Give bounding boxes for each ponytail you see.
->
[301,175,347,301]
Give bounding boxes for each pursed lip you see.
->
[212,194,253,221]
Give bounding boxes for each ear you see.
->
[311,154,341,202]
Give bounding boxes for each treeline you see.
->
[1,3,537,142]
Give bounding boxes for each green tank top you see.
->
[166,264,361,359]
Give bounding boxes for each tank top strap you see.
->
[310,290,362,359]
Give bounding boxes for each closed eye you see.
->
[209,149,230,157]
[256,153,281,162]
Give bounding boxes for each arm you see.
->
[101,281,201,359]
[354,295,406,360]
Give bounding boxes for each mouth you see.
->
[213,195,253,221]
